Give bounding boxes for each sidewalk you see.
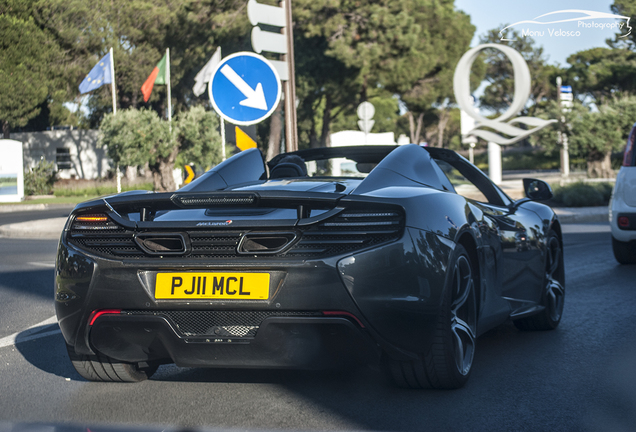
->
[0,217,68,240]
[0,206,610,240]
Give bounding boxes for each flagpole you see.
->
[110,47,122,193]
[110,47,117,116]
[166,48,172,128]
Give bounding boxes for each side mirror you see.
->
[523,178,553,201]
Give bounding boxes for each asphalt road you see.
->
[0,222,635,431]
[0,205,74,227]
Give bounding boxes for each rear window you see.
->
[624,123,636,167]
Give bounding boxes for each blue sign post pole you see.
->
[208,52,282,126]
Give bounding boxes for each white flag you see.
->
[192,47,222,97]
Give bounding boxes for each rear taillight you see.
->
[88,309,121,326]
[75,214,108,222]
[72,213,120,231]
[618,216,630,228]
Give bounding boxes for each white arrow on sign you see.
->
[220,64,268,110]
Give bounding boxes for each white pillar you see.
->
[560,131,570,178]
[488,141,502,184]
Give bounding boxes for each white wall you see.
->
[0,139,25,202]
[11,130,110,179]
[329,130,396,147]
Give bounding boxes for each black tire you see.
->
[514,230,565,331]
[612,236,636,264]
[66,345,157,382]
[384,244,477,389]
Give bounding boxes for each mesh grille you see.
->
[123,310,321,337]
[68,209,403,260]
[286,210,403,257]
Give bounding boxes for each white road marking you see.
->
[0,315,60,349]
[27,262,56,268]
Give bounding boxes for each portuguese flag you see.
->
[141,53,167,102]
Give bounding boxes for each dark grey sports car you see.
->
[55,144,565,389]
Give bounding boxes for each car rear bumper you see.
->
[88,313,379,369]
[610,202,636,242]
[56,225,452,366]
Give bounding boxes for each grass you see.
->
[0,179,154,206]
[52,180,153,197]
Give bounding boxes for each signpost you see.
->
[208,52,282,126]
[557,77,570,177]
[248,0,298,152]
[183,165,195,185]
[248,0,288,80]
[357,101,375,144]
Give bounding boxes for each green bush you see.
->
[551,182,613,207]
[473,149,562,172]
[24,158,56,195]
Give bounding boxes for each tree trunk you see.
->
[586,150,614,179]
[150,147,179,191]
[320,93,332,148]
[125,166,137,182]
[266,100,283,161]
[2,120,9,139]
[309,118,319,149]
[408,112,424,144]
[436,109,451,148]
[415,113,423,145]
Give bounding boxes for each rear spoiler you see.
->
[69,190,404,230]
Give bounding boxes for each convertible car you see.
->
[55,144,565,389]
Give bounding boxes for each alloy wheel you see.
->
[450,255,477,376]
[545,236,565,322]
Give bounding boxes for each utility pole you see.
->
[282,0,298,152]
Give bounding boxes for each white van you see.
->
[610,123,636,264]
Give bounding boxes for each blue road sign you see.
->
[560,85,573,93]
[208,52,282,126]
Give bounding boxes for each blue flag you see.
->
[79,52,112,94]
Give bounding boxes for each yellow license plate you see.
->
[155,272,270,300]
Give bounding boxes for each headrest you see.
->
[269,163,306,179]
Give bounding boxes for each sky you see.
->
[454,0,622,66]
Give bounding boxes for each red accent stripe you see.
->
[322,311,365,328]
[141,67,159,102]
[89,309,122,326]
